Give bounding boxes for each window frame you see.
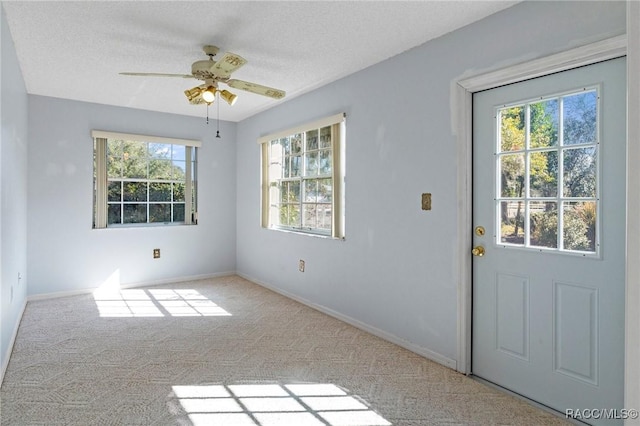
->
[92,130,200,229]
[259,113,345,239]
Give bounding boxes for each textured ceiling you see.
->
[2,1,518,122]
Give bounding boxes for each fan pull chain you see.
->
[216,91,221,138]
[206,103,210,125]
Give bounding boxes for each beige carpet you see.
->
[0,275,569,425]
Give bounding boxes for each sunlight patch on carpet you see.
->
[171,383,391,426]
[93,288,232,317]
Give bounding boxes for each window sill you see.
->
[264,226,345,241]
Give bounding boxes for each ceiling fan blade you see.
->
[226,79,286,99]
[120,72,195,78]
[210,52,247,78]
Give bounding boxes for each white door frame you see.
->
[453,32,637,404]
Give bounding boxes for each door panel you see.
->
[472,58,626,422]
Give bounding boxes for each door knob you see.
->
[472,246,485,257]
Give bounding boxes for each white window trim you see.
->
[259,113,346,239]
[93,131,200,229]
[91,130,201,148]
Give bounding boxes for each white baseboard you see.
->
[237,272,457,370]
[27,271,236,302]
[1,299,27,388]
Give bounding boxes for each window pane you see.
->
[289,181,300,202]
[123,204,147,224]
[173,204,185,222]
[291,134,302,155]
[306,129,318,151]
[563,147,596,197]
[304,180,318,202]
[320,126,332,149]
[172,161,186,181]
[107,143,123,178]
[500,106,525,151]
[563,202,596,252]
[319,149,332,175]
[530,202,558,248]
[149,204,171,223]
[305,152,318,176]
[529,99,558,148]
[279,182,289,204]
[122,141,147,178]
[172,145,186,161]
[173,183,185,202]
[124,158,147,179]
[281,137,290,155]
[500,201,524,245]
[318,178,332,203]
[278,204,288,226]
[290,204,300,227]
[563,91,597,145]
[149,159,173,180]
[149,182,172,202]
[148,143,171,159]
[303,204,317,229]
[316,204,332,231]
[107,181,122,202]
[107,204,121,225]
[500,154,525,197]
[529,151,558,197]
[283,157,290,178]
[123,182,147,202]
[291,156,301,177]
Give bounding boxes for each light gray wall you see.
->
[1,4,28,373]
[27,96,237,296]
[235,1,626,363]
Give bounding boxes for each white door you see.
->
[472,57,626,421]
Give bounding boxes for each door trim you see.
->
[454,35,627,376]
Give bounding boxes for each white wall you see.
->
[1,3,28,377]
[235,1,626,364]
[27,96,237,296]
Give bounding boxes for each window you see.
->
[497,88,598,254]
[260,113,345,238]
[93,131,200,228]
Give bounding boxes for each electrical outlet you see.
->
[153,248,161,259]
[299,259,305,272]
[421,193,432,211]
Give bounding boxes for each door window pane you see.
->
[529,99,558,148]
[530,202,558,249]
[563,147,596,197]
[500,154,525,197]
[529,151,558,197]
[500,106,525,151]
[563,202,596,252]
[563,91,597,145]
[500,201,524,245]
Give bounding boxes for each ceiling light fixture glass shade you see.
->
[201,86,217,104]
[219,89,238,106]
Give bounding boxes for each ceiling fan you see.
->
[120,45,286,106]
